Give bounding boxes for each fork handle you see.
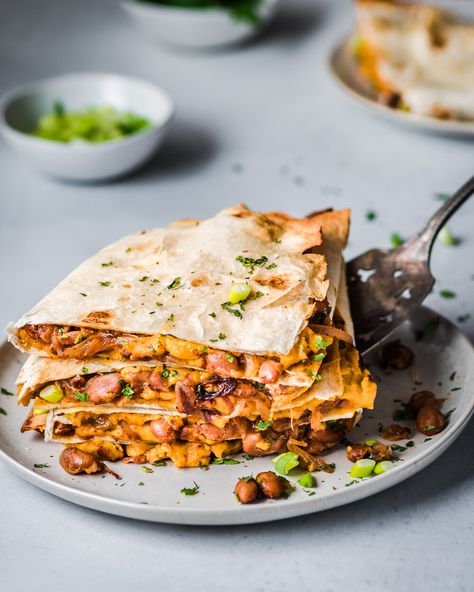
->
[404,175,474,261]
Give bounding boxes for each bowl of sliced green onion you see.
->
[0,72,174,181]
[121,0,280,49]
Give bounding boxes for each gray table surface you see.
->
[0,1,473,590]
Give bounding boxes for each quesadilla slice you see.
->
[352,0,474,121]
[12,204,376,473]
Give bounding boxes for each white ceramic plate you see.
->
[329,37,474,138]
[0,307,473,525]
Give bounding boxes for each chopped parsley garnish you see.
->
[152,460,166,466]
[345,480,359,487]
[449,371,456,381]
[457,314,470,323]
[235,255,268,274]
[139,276,149,282]
[99,281,111,287]
[266,262,277,270]
[435,192,450,202]
[312,353,325,362]
[167,277,182,290]
[273,238,281,244]
[256,383,265,390]
[200,346,208,353]
[256,420,271,431]
[393,403,416,421]
[366,210,377,221]
[171,370,179,378]
[314,336,328,350]
[73,392,89,402]
[439,289,456,299]
[161,366,170,379]
[168,313,175,321]
[209,312,217,318]
[1,387,14,396]
[306,369,322,380]
[221,301,243,318]
[33,463,49,469]
[74,333,85,344]
[120,382,134,398]
[211,458,240,465]
[79,292,87,297]
[141,466,154,474]
[101,261,113,267]
[218,333,226,340]
[414,318,440,341]
[138,482,145,486]
[444,408,456,420]
[181,482,200,496]
[390,233,405,248]
[156,302,163,307]
[225,353,234,363]
[0,407,6,416]
[255,291,264,298]
[242,454,254,461]
[125,246,132,253]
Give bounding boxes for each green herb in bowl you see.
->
[137,0,264,25]
[32,102,152,143]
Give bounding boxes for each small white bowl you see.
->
[0,72,174,182]
[121,0,280,49]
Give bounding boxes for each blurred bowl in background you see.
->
[0,72,174,182]
[121,0,280,49]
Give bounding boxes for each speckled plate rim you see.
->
[329,36,474,138]
[1,306,473,526]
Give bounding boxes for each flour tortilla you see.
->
[11,205,332,356]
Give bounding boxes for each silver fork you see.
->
[346,176,474,354]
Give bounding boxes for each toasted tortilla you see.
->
[11,205,332,356]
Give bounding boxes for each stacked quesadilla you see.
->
[10,205,376,473]
[352,0,474,121]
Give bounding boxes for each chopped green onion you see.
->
[273,452,300,475]
[363,439,378,446]
[374,461,395,475]
[298,473,316,488]
[256,420,270,431]
[228,282,251,305]
[39,384,64,403]
[349,459,376,478]
[437,226,459,247]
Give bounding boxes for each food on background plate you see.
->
[31,102,152,143]
[10,205,376,474]
[352,0,474,121]
[136,0,265,25]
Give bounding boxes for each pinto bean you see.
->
[242,432,286,457]
[256,471,287,499]
[121,371,149,396]
[379,340,414,370]
[149,419,176,443]
[258,360,284,384]
[149,372,166,391]
[235,477,259,504]
[53,422,75,437]
[59,448,101,475]
[85,373,122,404]
[175,380,196,414]
[206,351,240,377]
[409,391,437,414]
[416,405,446,436]
[380,423,411,441]
[346,442,392,462]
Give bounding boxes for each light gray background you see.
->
[0,1,473,591]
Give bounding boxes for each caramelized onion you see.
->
[196,377,237,401]
[309,324,354,346]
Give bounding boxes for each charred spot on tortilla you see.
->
[82,311,113,325]
[255,275,292,291]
